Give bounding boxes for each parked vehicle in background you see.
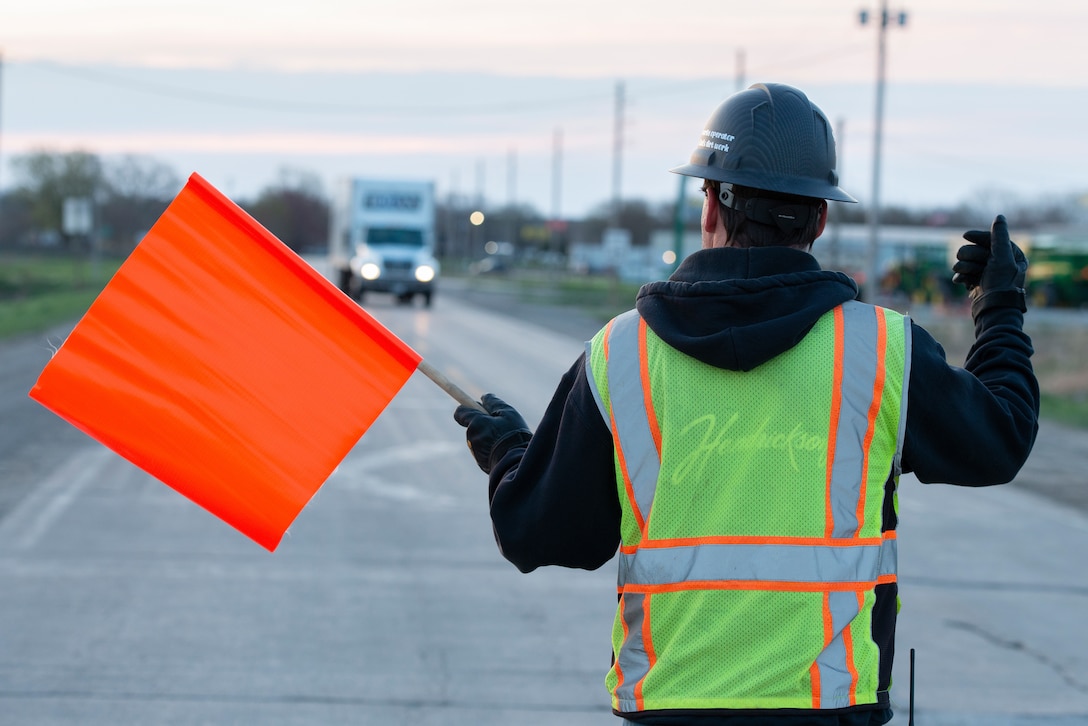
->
[328,178,438,306]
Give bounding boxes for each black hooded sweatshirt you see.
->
[483,246,1040,726]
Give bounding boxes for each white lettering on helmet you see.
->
[700,128,736,153]
[700,140,730,153]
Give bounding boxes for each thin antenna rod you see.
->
[908,647,916,726]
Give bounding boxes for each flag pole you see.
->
[417,360,485,411]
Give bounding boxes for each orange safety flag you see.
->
[28,173,422,551]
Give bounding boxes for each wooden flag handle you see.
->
[417,360,485,411]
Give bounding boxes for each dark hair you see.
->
[710,183,825,249]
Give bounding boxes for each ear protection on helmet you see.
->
[718,184,815,232]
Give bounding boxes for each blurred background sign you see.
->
[62,196,93,236]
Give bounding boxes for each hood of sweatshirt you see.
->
[635,246,859,372]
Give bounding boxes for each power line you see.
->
[26,49,871,121]
[621,46,870,103]
[30,61,614,119]
[744,44,871,79]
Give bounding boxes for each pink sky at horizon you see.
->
[3,1,1086,215]
[4,1,1087,86]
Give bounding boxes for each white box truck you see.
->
[329,178,439,306]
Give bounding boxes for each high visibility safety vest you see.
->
[584,301,911,715]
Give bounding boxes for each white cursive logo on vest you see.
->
[673,413,827,483]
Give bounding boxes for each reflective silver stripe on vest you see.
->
[814,590,862,708]
[597,304,905,712]
[602,305,895,537]
[614,592,649,711]
[619,538,897,587]
[828,301,881,538]
[893,313,912,477]
[604,310,659,527]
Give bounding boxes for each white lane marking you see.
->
[334,440,463,475]
[328,440,465,506]
[0,445,115,551]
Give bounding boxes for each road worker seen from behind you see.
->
[454,82,1040,726]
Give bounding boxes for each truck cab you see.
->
[330,179,439,307]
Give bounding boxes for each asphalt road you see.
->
[1,271,1086,725]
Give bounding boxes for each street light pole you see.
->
[612,80,625,228]
[0,50,5,209]
[860,1,907,303]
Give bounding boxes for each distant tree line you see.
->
[0,150,331,256]
[2,149,1083,260]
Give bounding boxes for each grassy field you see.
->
[907,306,1088,428]
[0,253,122,339]
[4,255,1084,427]
[470,271,644,322]
[464,271,1088,429]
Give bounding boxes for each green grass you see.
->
[8,258,1088,430]
[1040,393,1088,429]
[470,271,643,322]
[0,254,121,339]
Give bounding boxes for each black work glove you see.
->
[952,214,1028,317]
[453,393,533,474]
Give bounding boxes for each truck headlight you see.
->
[360,262,381,280]
[414,265,436,283]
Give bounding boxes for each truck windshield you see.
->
[367,228,424,247]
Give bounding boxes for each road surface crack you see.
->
[945,619,1088,694]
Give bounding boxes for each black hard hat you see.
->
[670,83,857,203]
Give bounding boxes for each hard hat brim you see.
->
[669,163,858,204]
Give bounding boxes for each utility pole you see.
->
[0,50,5,207]
[472,159,485,259]
[612,80,625,228]
[735,49,746,92]
[828,117,846,271]
[507,146,517,246]
[506,148,516,208]
[551,128,562,221]
[475,159,485,209]
[448,168,465,260]
[551,127,563,254]
[860,1,908,303]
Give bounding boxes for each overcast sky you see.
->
[3,1,1087,217]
